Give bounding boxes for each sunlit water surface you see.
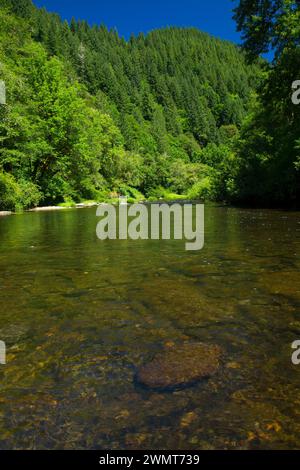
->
[0,205,299,450]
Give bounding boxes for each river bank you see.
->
[0,202,101,217]
[0,211,12,217]
[0,195,191,217]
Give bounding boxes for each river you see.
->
[0,205,299,449]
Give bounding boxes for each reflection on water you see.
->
[0,205,299,449]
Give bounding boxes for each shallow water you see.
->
[0,205,299,450]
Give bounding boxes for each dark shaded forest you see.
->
[0,0,299,210]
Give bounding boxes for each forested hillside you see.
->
[2,0,296,210]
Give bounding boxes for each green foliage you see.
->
[147,186,186,202]
[0,0,34,19]
[29,6,256,155]
[188,177,214,201]
[114,152,144,189]
[0,172,41,210]
[233,0,300,206]
[166,161,202,194]
[0,172,19,210]
[116,184,144,202]
[0,1,264,210]
[0,8,128,207]
[233,0,300,60]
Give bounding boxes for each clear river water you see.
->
[0,205,299,450]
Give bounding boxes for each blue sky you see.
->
[33,0,242,44]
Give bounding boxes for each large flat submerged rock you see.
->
[136,342,222,390]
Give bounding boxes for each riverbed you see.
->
[0,205,299,449]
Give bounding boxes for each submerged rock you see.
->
[136,342,222,390]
